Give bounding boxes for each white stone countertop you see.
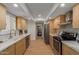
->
[62,41,79,53]
[0,33,30,52]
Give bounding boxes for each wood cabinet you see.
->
[25,35,30,49]
[60,15,65,24]
[62,43,79,55]
[21,18,27,30]
[16,38,26,55]
[16,17,22,30]
[73,4,79,28]
[16,16,27,30]
[53,17,60,29]
[0,44,15,55]
[0,4,6,30]
[0,35,30,55]
[53,15,65,29]
[49,20,54,34]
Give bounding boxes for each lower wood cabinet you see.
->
[62,43,79,55]
[0,35,30,55]
[0,44,15,55]
[15,38,26,55]
[49,35,53,49]
[25,35,30,49]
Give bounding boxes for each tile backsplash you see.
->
[60,23,79,40]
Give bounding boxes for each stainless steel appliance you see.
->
[53,36,62,55]
[53,31,78,55]
[44,23,49,44]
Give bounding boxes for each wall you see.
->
[60,23,79,33]
[27,20,36,40]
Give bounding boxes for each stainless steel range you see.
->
[53,31,78,55]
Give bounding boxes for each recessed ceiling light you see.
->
[38,14,41,17]
[49,17,52,19]
[13,4,18,7]
[60,3,65,7]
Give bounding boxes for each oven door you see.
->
[53,37,62,55]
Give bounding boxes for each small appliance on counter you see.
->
[19,30,23,35]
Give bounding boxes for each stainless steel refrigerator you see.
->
[44,23,49,44]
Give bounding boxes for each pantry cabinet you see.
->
[73,4,79,28]
[0,44,15,55]
[15,38,26,55]
[0,4,6,30]
[53,16,60,29]
[49,20,54,34]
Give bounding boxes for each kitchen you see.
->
[0,3,79,55]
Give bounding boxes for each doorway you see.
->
[36,22,44,40]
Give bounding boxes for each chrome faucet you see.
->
[9,30,16,39]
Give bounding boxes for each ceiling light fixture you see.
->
[38,14,41,17]
[13,4,18,7]
[60,3,65,7]
[49,17,52,19]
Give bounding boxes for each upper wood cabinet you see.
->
[16,17,22,30]
[53,15,65,29]
[49,20,54,34]
[73,4,79,28]
[53,16,60,29]
[0,4,6,30]
[16,16,27,30]
[21,18,27,30]
[60,15,65,24]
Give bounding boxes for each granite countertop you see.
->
[62,41,79,53]
[0,33,30,52]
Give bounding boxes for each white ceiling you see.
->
[3,3,76,22]
[26,3,54,19]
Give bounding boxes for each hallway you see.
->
[24,37,53,55]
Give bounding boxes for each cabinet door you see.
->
[21,19,27,30]
[16,17,22,30]
[49,35,53,49]
[0,4,6,30]
[16,39,26,55]
[73,4,79,28]
[62,43,79,55]
[49,20,54,34]
[54,17,60,29]
[0,44,15,55]
[25,35,30,49]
